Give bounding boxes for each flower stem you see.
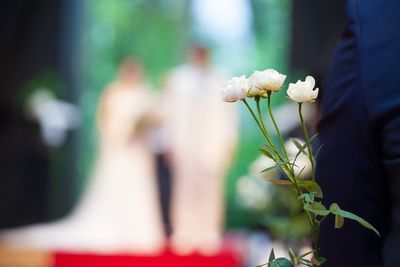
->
[267,92,289,161]
[245,98,290,178]
[298,103,316,182]
[298,103,320,264]
[242,99,270,143]
[255,97,282,159]
[246,97,321,265]
[265,94,316,231]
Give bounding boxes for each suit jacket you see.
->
[316,1,400,266]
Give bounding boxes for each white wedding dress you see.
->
[0,82,165,253]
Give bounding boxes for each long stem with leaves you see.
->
[252,94,320,265]
[252,97,293,179]
[255,95,317,250]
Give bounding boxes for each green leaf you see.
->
[291,138,308,156]
[311,256,319,266]
[292,150,307,173]
[314,144,324,159]
[259,148,274,159]
[329,203,380,236]
[264,143,276,152]
[261,165,279,173]
[329,203,340,214]
[304,201,330,216]
[288,248,298,265]
[298,250,315,259]
[338,209,380,236]
[335,214,344,229]
[317,257,327,265]
[270,258,294,267]
[299,258,313,267]
[261,160,291,173]
[309,132,319,143]
[267,248,275,267]
[267,179,292,186]
[298,180,323,198]
[298,192,315,203]
[311,256,327,266]
[297,166,307,177]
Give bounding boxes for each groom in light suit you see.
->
[163,46,238,255]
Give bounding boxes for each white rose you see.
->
[248,69,287,97]
[222,75,249,102]
[246,84,267,98]
[287,76,319,103]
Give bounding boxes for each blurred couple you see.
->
[0,46,238,256]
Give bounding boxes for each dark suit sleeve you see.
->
[381,119,400,266]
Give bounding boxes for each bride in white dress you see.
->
[0,59,165,253]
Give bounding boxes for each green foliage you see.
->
[269,248,276,263]
[266,179,292,186]
[260,148,274,159]
[311,256,327,266]
[334,214,344,229]
[298,181,323,198]
[261,186,310,240]
[259,247,325,267]
[304,202,330,217]
[258,249,294,267]
[291,138,308,156]
[329,203,380,236]
[302,201,380,236]
[270,258,294,267]
[261,159,292,174]
[298,192,315,203]
[288,248,298,265]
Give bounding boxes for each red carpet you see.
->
[55,247,243,267]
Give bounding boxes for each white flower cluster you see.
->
[222,69,319,103]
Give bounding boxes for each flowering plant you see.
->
[223,69,379,267]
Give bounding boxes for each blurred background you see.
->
[0,0,346,265]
